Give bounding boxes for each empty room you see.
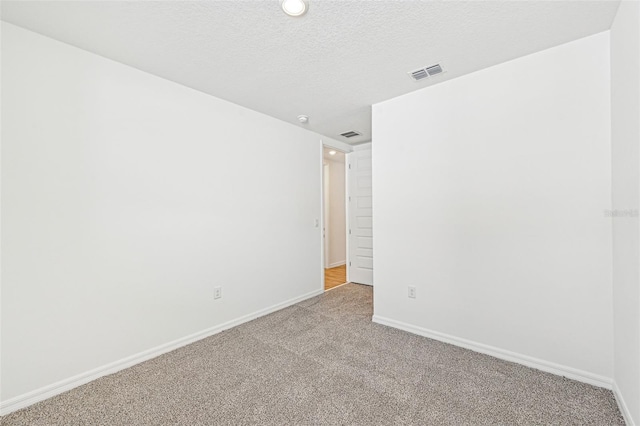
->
[1,1,639,425]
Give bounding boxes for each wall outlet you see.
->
[214,287,222,300]
[408,286,416,299]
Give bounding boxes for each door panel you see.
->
[348,143,373,285]
[323,164,330,268]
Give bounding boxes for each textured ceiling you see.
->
[1,1,621,144]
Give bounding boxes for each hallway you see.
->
[324,264,346,290]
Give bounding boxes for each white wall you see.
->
[326,158,346,267]
[373,32,614,385]
[1,23,325,405]
[611,1,640,423]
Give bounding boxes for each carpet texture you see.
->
[2,284,624,425]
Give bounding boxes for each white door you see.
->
[348,143,373,285]
[323,163,330,268]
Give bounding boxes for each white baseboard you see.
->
[327,261,346,268]
[372,315,613,390]
[0,288,323,416]
[613,381,636,426]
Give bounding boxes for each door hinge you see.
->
[349,229,352,235]
[349,261,352,266]
[349,163,352,169]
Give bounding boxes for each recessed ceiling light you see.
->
[329,150,336,155]
[281,0,309,17]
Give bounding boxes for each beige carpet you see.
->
[2,284,624,425]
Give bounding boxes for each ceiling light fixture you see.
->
[329,150,336,155]
[298,115,309,124]
[281,0,309,17]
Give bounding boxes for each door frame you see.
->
[319,139,353,291]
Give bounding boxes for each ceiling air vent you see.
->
[340,130,361,139]
[409,63,444,81]
[426,64,443,76]
[410,69,429,81]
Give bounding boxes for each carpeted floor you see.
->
[2,284,624,425]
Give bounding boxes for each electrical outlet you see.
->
[408,286,416,299]
[214,287,222,300]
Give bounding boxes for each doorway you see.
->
[322,146,347,290]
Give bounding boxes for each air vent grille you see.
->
[409,63,445,81]
[426,64,443,76]
[340,131,361,139]
[411,69,429,81]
